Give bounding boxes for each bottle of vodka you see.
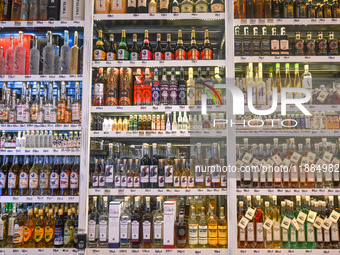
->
[13,31,27,75]
[0,47,4,75]
[29,36,40,75]
[54,46,61,74]
[42,31,55,74]
[73,0,85,20]
[60,30,71,74]
[60,0,73,20]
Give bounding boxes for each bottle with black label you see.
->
[282,0,294,18]
[280,27,289,55]
[243,27,251,56]
[252,27,261,56]
[272,0,281,17]
[234,27,243,56]
[177,67,187,105]
[306,0,316,17]
[270,27,280,55]
[327,31,338,55]
[154,34,164,61]
[107,34,117,61]
[127,0,137,13]
[305,32,316,56]
[138,0,148,13]
[316,32,327,55]
[47,0,61,20]
[130,34,140,61]
[261,27,270,56]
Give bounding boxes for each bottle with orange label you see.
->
[23,208,35,248]
[57,82,67,123]
[93,30,107,61]
[175,30,187,60]
[188,30,200,60]
[134,68,144,105]
[142,68,152,105]
[201,30,214,60]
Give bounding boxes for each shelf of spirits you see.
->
[0,124,81,131]
[234,18,340,26]
[236,189,340,195]
[91,130,227,138]
[234,56,340,63]
[236,250,340,255]
[0,20,85,28]
[93,60,225,67]
[0,248,78,255]
[88,249,228,255]
[92,105,227,113]
[89,188,228,196]
[235,130,340,136]
[94,13,225,20]
[0,75,84,82]
[0,149,81,155]
[0,196,79,203]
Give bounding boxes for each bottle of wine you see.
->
[93,30,107,61]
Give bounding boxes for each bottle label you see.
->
[118,49,130,60]
[195,165,204,183]
[18,172,28,189]
[128,0,136,7]
[140,49,153,60]
[60,172,69,188]
[239,227,246,241]
[39,172,49,189]
[196,3,208,12]
[88,220,96,241]
[13,225,24,243]
[280,39,289,50]
[173,175,180,187]
[70,172,79,188]
[317,228,323,242]
[152,82,161,104]
[45,226,54,242]
[35,226,44,242]
[111,0,123,10]
[29,172,39,188]
[164,51,174,60]
[180,3,193,12]
[187,84,195,105]
[200,47,213,60]
[205,175,211,187]
[138,0,146,6]
[142,83,152,104]
[72,105,80,121]
[160,83,169,103]
[120,221,128,240]
[189,225,198,244]
[127,176,134,188]
[54,227,63,245]
[94,83,104,102]
[105,165,114,183]
[143,221,151,241]
[94,49,106,61]
[172,6,180,13]
[266,227,272,242]
[211,170,220,184]
[181,176,188,187]
[178,84,186,105]
[298,223,305,242]
[150,165,158,183]
[99,220,108,241]
[175,49,187,60]
[169,83,178,103]
[208,225,217,245]
[188,49,200,60]
[199,225,207,244]
[0,172,5,188]
[92,175,99,187]
[165,165,173,183]
[113,174,120,187]
[160,0,169,9]
[130,52,139,61]
[331,223,339,241]
[131,220,139,242]
[247,222,255,241]
[154,221,162,239]
[211,3,224,12]
[140,165,150,183]
[158,175,164,187]
[290,227,297,242]
[23,226,32,242]
[96,0,108,10]
[121,174,127,187]
[64,226,74,245]
[256,222,264,242]
[329,41,338,55]
[154,52,164,61]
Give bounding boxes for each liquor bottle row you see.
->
[0,0,84,21]
[93,67,224,106]
[236,112,340,130]
[94,112,226,131]
[236,137,340,189]
[0,202,79,248]
[234,0,340,19]
[235,27,340,56]
[94,30,214,61]
[0,81,81,124]
[90,142,226,189]
[0,131,81,149]
[0,31,82,76]
[236,62,312,106]
[0,155,80,196]
[88,195,227,248]
[94,0,224,14]
[237,195,340,249]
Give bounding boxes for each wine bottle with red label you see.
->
[140,30,153,60]
[175,30,187,60]
[201,29,213,60]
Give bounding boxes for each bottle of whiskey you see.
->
[328,31,339,55]
[195,0,209,12]
[254,0,263,18]
[280,27,289,55]
[270,27,280,55]
[294,0,307,17]
[175,213,188,248]
[243,27,252,56]
[211,0,224,12]
[94,30,106,61]
[261,27,270,56]
[305,32,316,56]
[306,0,316,17]
[294,32,305,56]
[234,27,243,56]
[282,0,294,17]
[315,31,327,55]
[323,0,332,17]
[159,0,169,12]
[252,27,261,56]
[315,3,323,17]
[107,34,117,61]
[333,0,340,16]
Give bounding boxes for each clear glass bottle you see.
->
[13,31,26,75]
[43,31,55,75]
[29,36,40,75]
[60,30,71,74]
[99,196,109,248]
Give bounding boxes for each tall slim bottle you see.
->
[42,31,55,75]
[29,36,40,75]
[60,30,71,74]
[59,0,73,20]
[70,31,79,74]
[13,31,26,75]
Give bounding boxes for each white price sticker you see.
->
[245,207,256,220]
[321,218,332,230]
[281,216,291,230]
[263,218,273,231]
[296,211,307,224]
[313,216,323,229]
[307,210,317,223]
[329,210,340,223]
[238,216,249,229]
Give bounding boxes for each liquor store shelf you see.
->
[94,13,225,21]
[0,148,81,155]
[233,18,340,26]
[244,105,340,113]
[0,124,81,131]
[0,20,85,28]
[92,60,226,68]
[0,196,79,203]
[237,249,340,255]
[236,188,340,196]
[91,130,227,138]
[89,188,227,196]
[0,74,84,82]
[88,249,228,255]
[234,56,340,63]
[235,130,340,137]
[92,105,227,113]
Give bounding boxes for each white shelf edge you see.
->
[88,248,227,255]
[244,105,340,112]
[0,20,84,27]
[94,13,225,20]
[91,130,227,138]
[236,188,340,196]
[0,74,84,82]
[0,248,78,255]
[237,249,339,255]
[89,188,227,196]
[234,18,339,26]
[91,105,227,113]
[0,148,81,155]
[234,56,339,63]
[0,124,81,131]
[92,60,226,68]
[236,130,340,137]
[0,196,79,203]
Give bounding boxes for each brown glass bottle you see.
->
[246,0,254,17]
[264,0,272,17]
[93,67,107,106]
[254,0,263,17]
[175,30,187,60]
[328,31,339,55]
[315,3,323,17]
[294,32,305,55]
[201,30,213,60]
[282,0,294,17]
[305,32,316,55]
[188,30,199,60]
[316,31,327,55]
[333,0,340,17]
[323,0,332,17]
[306,0,316,17]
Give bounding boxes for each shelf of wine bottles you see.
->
[234,56,340,63]
[93,60,225,67]
[236,249,340,255]
[234,18,340,26]
[0,20,85,28]
[235,130,340,136]
[92,105,227,113]
[91,130,227,138]
[89,188,227,196]
[0,124,81,131]
[0,196,79,203]
[93,13,225,20]
[236,189,340,196]
[87,249,228,255]
[0,75,84,82]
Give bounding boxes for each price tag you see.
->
[329,210,340,223]
[307,210,317,223]
[313,216,323,229]
[296,211,307,224]
[238,216,249,229]
[53,249,60,255]
[15,21,21,26]
[281,216,291,230]
[38,249,45,254]
[263,218,273,230]
[62,249,69,254]
[321,218,332,230]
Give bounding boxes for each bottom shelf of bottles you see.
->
[87,249,228,255]
[0,248,78,255]
[237,250,340,255]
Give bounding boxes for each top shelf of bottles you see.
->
[0,20,85,28]
[234,18,340,26]
[94,13,225,21]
